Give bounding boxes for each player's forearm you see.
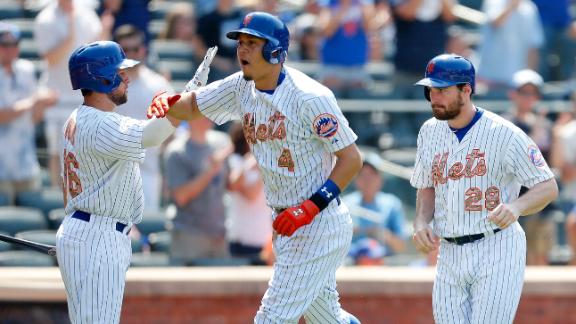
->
[141,117,176,148]
[0,98,34,124]
[512,178,558,216]
[377,229,407,253]
[440,0,456,22]
[43,36,75,66]
[330,144,363,191]
[393,0,423,21]
[491,0,520,28]
[167,91,203,121]
[171,171,218,207]
[414,188,435,229]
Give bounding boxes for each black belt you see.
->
[272,197,341,214]
[72,210,131,235]
[443,228,501,245]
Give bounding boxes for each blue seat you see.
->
[0,2,24,19]
[148,231,171,252]
[150,40,195,61]
[16,188,64,219]
[0,250,55,267]
[130,252,170,267]
[47,208,66,229]
[157,60,195,81]
[137,210,168,236]
[0,206,48,235]
[0,192,9,206]
[0,232,12,252]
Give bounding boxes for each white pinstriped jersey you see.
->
[61,105,146,224]
[410,109,554,237]
[196,66,358,208]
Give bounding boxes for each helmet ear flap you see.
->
[264,41,285,65]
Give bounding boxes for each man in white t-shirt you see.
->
[34,0,104,187]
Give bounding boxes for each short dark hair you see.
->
[113,24,145,44]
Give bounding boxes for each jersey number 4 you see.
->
[278,148,295,172]
[465,186,500,211]
[63,149,83,198]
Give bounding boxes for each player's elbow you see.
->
[351,148,364,175]
[548,179,559,203]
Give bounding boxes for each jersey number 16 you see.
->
[63,149,83,198]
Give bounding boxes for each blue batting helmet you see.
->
[226,11,289,65]
[415,54,475,101]
[69,41,139,93]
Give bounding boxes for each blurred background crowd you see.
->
[1,0,576,268]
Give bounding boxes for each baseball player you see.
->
[148,11,362,324]
[411,54,558,324]
[56,41,190,324]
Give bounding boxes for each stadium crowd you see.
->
[1,0,576,267]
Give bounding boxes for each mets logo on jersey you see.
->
[527,145,546,167]
[313,113,339,138]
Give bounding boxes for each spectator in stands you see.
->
[503,69,555,265]
[532,0,576,82]
[34,0,104,187]
[550,99,576,265]
[158,1,197,44]
[388,0,456,148]
[289,12,320,61]
[98,0,152,45]
[389,0,456,99]
[196,0,243,81]
[445,25,477,64]
[476,0,543,97]
[343,153,407,263]
[113,24,174,212]
[316,0,376,98]
[226,122,271,265]
[163,117,232,265]
[0,22,58,204]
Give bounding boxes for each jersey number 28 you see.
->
[465,186,500,211]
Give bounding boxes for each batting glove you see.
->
[273,200,320,236]
[185,46,218,92]
[146,91,181,119]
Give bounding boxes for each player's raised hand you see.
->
[146,91,181,119]
[273,200,320,236]
[185,46,218,92]
[412,225,439,254]
[487,203,520,229]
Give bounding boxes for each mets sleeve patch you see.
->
[527,145,546,167]
[313,113,339,138]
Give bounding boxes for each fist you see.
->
[146,91,181,119]
[273,200,320,236]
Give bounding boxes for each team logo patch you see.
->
[427,61,435,74]
[313,113,339,138]
[243,14,253,26]
[527,145,545,167]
